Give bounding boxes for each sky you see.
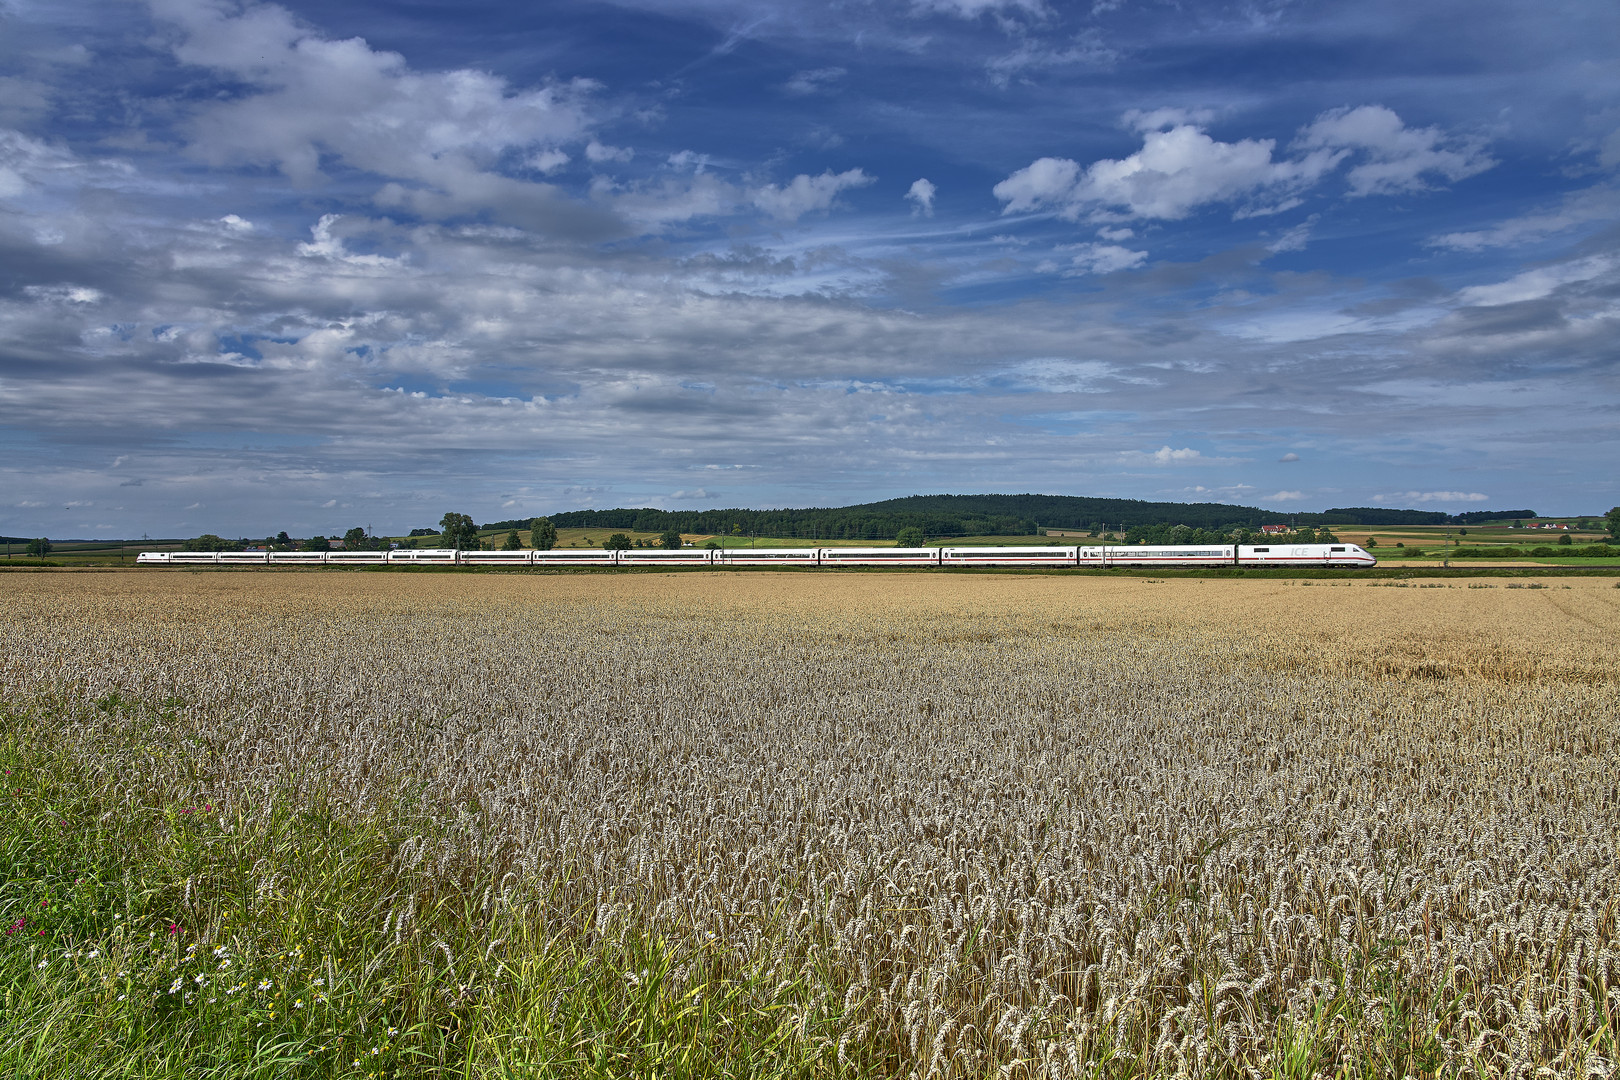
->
[1,0,1616,539]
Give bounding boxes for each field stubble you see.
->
[1,572,1618,1078]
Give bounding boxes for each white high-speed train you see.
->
[136,543,1376,568]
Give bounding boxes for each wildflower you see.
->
[218,959,231,969]
[168,978,183,994]
[87,950,99,959]
[194,974,206,985]
[313,977,324,986]
[168,923,180,936]
[294,999,304,1009]
[117,994,126,1001]
[257,979,272,991]
[37,960,47,969]
[387,1027,397,1037]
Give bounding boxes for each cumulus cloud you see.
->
[994,106,1492,222]
[906,177,936,216]
[585,141,634,164]
[527,149,570,173]
[1118,446,1205,465]
[151,0,616,237]
[1294,106,1493,197]
[1263,490,1307,501]
[751,168,874,221]
[1375,491,1489,503]
[1278,452,1300,462]
[1059,242,1147,275]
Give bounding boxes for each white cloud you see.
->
[1266,215,1316,253]
[1118,446,1205,465]
[1060,242,1147,275]
[666,150,710,173]
[1429,185,1620,251]
[152,0,605,233]
[527,149,570,173]
[1263,490,1307,501]
[906,177,936,216]
[783,67,846,96]
[584,141,634,164]
[1095,226,1134,241]
[1278,452,1300,462]
[985,34,1116,86]
[994,106,1491,222]
[1375,491,1488,503]
[1454,254,1615,307]
[750,168,874,221]
[1295,105,1493,197]
[911,0,1047,18]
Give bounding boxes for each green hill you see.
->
[483,495,1539,542]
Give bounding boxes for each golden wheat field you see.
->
[2,570,1618,1078]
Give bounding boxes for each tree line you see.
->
[483,493,1546,539]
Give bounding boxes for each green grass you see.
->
[0,694,842,1079]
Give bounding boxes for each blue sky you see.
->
[1,0,1616,538]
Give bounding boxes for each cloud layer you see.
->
[0,0,1616,537]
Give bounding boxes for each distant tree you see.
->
[439,512,479,550]
[895,526,925,547]
[1512,519,1522,528]
[25,537,51,557]
[305,535,331,552]
[1317,528,1338,543]
[344,526,367,550]
[1364,536,1378,548]
[1458,528,1468,537]
[1169,524,1192,544]
[276,530,291,548]
[1606,507,1620,539]
[603,533,633,551]
[1558,532,1573,546]
[659,528,683,550]
[408,528,437,538]
[503,530,523,551]
[529,517,557,551]
[191,534,229,552]
[703,540,721,550]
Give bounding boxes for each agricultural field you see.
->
[1,572,1617,1078]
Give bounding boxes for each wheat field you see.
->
[1,571,1617,1078]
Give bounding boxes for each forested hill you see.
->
[483,495,1538,541]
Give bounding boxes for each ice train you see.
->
[136,543,1377,568]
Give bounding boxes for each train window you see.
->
[1331,546,1345,552]
[1252,547,1269,552]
